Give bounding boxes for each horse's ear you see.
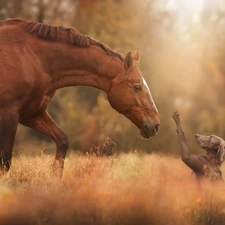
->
[124,52,133,71]
[133,49,140,61]
[216,141,225,163]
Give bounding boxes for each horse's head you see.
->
[107,50,160,138]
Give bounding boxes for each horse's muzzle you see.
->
[140,121,160,138]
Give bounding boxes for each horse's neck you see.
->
[45,44,123,93]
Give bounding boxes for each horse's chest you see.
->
[37,95,52,109]
[19,91,55,119]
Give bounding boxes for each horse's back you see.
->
[0,20,28,48]
[0,21,32,84]
[0,20,51,115]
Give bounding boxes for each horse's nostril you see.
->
[155,123,160,133]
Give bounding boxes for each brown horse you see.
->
[0,18,160,177]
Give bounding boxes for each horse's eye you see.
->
[134,85,142,92]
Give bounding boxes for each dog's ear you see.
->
[216,141,225,163]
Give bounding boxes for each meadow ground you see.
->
[0,152,225,225]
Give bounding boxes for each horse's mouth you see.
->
[140,121,160,138]
[140,127,150,138]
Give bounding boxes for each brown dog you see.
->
[172,110,224,182]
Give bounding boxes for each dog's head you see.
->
[195,134,225,163]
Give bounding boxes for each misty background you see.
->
[0,0,224,156]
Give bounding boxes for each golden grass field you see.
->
[0,152,225,225]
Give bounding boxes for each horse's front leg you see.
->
[0,110,18,172]
[20,110,69,177]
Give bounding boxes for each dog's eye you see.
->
[134,85,142,92]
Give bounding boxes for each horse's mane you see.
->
[7,19,123,61]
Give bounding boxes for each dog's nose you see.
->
[195,134,200,139]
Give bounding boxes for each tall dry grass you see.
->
[0,152,225,225]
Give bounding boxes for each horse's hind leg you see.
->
[0,110,18,172]
[20,110,69,177]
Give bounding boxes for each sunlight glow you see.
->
[178,0,205,9]
[167,0,206,14]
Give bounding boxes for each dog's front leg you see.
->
[172,111,190,160]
